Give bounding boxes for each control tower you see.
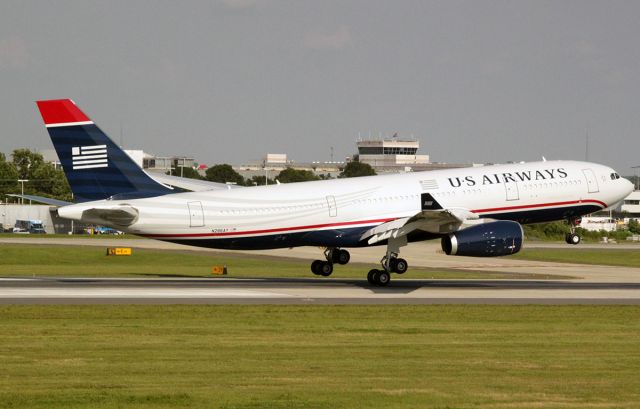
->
[356,136,429,171]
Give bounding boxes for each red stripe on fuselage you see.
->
[472,199,607,214]
[141,199,607,239]
[141,218,396,239]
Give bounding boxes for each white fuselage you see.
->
[58,160,633,250]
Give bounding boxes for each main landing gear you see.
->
[310,238,409,287]
[367,254,408,286]
[367,236,409,287]
[310,248,351,277]
[565,218,582,245]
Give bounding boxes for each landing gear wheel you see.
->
[318,261,333,277]
[367,269,378,285]
[394,258,408,274]
[366,269,390,286]
[334,249,351,265]
[565,233,581,245]
[376,271,390,286]
[311,260,323,275]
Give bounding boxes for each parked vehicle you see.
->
[94,226,124,235]
[13,219,46,234]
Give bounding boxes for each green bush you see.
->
[523,221,632,242]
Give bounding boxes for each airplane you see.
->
[28,99,634,286]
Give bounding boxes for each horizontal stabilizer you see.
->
[7,194,73,207]
[149,173,245,192]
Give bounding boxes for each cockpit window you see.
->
[610,173,621,180]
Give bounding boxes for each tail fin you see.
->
[36,99,173,202]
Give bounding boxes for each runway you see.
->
[2,237,640,304]
[2,277,640,304]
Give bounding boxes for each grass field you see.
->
[0,305,638,409]
[0,233,142,239]
[509,248,640,268]
[0,244,566,280]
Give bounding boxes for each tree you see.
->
[30,162,72,201]
[0,153,19,199]
[629,218,640,234]
[205,164,245,185]
[0,149,72,202]
[275,168,320,183]
[247,175,276,186]
[11,149,45,180]
[167,166,202,180]
[339,161,376,178]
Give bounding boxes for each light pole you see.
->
[263,160,268,186]
[17,179,28,205]
[632,166,640,191]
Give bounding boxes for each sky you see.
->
[1,0,639,173]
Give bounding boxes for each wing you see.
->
[360,208,478,245]
[149,173,245,192]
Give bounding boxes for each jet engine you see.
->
[441,220,523,257]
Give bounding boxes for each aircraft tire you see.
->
[376,271,391,286]
[311,260,323,275]
[394,258,408,274]
[570,233,581,245]
[367,269,378,285]
[335,249,350,265]
[319,261,333,277]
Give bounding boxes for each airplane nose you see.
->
[623,178,635,195]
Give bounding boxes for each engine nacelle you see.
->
[441,220,523,257]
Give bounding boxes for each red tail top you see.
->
[36,99,92,126]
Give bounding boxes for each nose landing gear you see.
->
[565,218,582,245]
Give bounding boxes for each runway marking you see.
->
[0,287,292,299]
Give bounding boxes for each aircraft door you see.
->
[505,181,519,201]
[582,169,599,193]
[326,196,337,217]
[187,201,205,227]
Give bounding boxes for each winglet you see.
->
[36,99,93,128]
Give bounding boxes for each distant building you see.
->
[0,204,72,234]
[264,153,287,165]
[142,154,195,172]
[356,137,428,169]
[621,191,640,217]
[579,216,620,232]
[40,148,194,173]
[355,136,468,172]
